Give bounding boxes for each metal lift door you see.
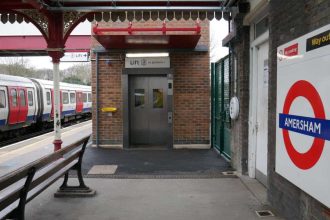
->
[129,75,168,147]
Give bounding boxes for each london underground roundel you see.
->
[279,80,326,170]
[276,24,330,208]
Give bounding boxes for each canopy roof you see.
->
[0,0,234,23]
[0,0,243,59]
[93,22,202,50]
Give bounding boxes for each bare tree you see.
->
[0,57,35,77]
[61,63,91,85]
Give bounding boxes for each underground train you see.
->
[0,74,92,135]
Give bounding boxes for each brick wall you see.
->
[91,53,124,145]
[171,52,210,144]
[268,1,330,219]
[92,19,210,146]
[228,14,250,174]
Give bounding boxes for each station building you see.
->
[223,0,330,219]
[84,1,330,219]
[91,19,211,149]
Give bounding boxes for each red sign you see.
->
[284,43,299,56]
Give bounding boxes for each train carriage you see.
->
[0,74,91,136]
[0,74,38,132]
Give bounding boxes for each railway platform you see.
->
[24,178,282,220]
[0,120,92,176]
[0,121,282,220]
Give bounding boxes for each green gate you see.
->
[211,55,231,159]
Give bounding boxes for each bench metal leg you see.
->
[59,172,69,189]
[55,140,95,198]
[8,168,36,220]
[76,163,87,189]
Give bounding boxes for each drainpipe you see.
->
[96,52,99,147]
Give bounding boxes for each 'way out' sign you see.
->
[276,24,330,208]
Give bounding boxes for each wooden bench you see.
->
[0,135,95,220]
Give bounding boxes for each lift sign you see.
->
[276,24,330,208]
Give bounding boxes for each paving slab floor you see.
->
[26,178,283,220]
[82,147,232,177]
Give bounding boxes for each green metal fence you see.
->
[211,55,231,159]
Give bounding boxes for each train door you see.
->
[8,87,19,124]
[44,89,52,120]
[82,93,87,112]
[27,88,36,122]
[69,92,76,115]
[76,91,83,113]
[17,88,28,123]
[0,87,8,126]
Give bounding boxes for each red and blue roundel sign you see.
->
[279,80,329,170]
[277,24,330,208]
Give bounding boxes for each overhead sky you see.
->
[0,19,228,70]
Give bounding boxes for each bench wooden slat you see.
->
[0,137,88,192]
[0,135,91,220]
[0,188,21,213]
[27,160,78,203]
[0,151,79,205]
[29,150,81,194]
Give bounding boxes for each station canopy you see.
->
[0,0,241,56]
[0,0,233,24]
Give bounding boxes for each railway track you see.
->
[0,118,91,147]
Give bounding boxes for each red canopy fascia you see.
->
[93,22,202,50]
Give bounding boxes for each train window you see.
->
[0,90,5,108]
[46,91,51,105]
[88,93,92,102]
[20,90,26,107]
[11,89,17,107]
[70,93,76,104]
[28,91,33,106]
[63,92,69,104]
[83,93,87,103]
